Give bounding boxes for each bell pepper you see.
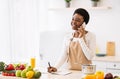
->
[84,74,96,79]
[95,71,104,79]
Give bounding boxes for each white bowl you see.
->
[82,64,96,74]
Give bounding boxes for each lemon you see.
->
[26,71,34,79]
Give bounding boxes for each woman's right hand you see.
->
[47,66,57,73]
[73,26,85,38]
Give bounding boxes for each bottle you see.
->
[96,46,100,54]
[30,57,36,68]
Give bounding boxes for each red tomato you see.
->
[19,64,25,70]
[2,72,5,76]
[7,73,11,76]
[4,72,8,76]
[5,64,15,70]
[11,73,15,76]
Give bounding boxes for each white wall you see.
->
[8,0,40,65]
[38,0,120,67]
[45,0,120,57]
[0,0,120,68]
[0,0,11,63]
[0,0,40,65]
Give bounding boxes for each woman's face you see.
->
[71,13,84,30]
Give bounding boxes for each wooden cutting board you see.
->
[106,41,115,56]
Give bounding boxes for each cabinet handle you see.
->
[114,64,116,67]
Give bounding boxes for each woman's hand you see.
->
[47,66,57,73]
[78,26,85,38]
[73,26,85,38]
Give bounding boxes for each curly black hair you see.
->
[73,8,90,24]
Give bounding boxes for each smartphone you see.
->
[78,22,86,30]
[82,22,86,28]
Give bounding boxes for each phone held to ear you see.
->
[78,22,86,30]
[82,22,86,28]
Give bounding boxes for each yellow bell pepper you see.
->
[84,74,96,79]
[95,71,104,79]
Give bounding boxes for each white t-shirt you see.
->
[54,31,96,69]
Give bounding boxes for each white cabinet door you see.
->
[93,60,120,75]
[92,61,106,72]
[106,62,120,69]
[106,62,120,75]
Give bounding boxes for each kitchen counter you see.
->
[92,56,120,75]
[0,70,84,79]
[92,56,120,62]
[1,56,120,79]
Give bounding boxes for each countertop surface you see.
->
[0,70,83,79]
[1,56,120,79]
[92,56,120,62]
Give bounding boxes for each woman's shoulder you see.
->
[87,31,95,36]
[86,31,96,39]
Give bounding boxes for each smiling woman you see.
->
[47,8,96,73]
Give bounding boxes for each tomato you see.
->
[10,73,15,76]
[4,72,9,76]
[2,72,5,76]
[5,64,15,70]
[19,64,25,70]
[7,73,11,76]
[2,71,15,76]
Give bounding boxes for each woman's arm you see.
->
[54,36,70,69]
[47,36,70,72]
[54,49,68,69]
[78,33,96,60]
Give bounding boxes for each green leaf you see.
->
[65,0,71,2]
[91,0,100,2]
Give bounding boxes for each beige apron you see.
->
[67,38,91,70]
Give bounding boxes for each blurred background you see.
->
[0,0,120,68]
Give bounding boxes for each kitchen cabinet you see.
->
[92,56,120,75]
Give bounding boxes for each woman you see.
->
[48,8,96,73]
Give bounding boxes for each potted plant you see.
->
[64,0,72,8]
[91,0,100,7]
